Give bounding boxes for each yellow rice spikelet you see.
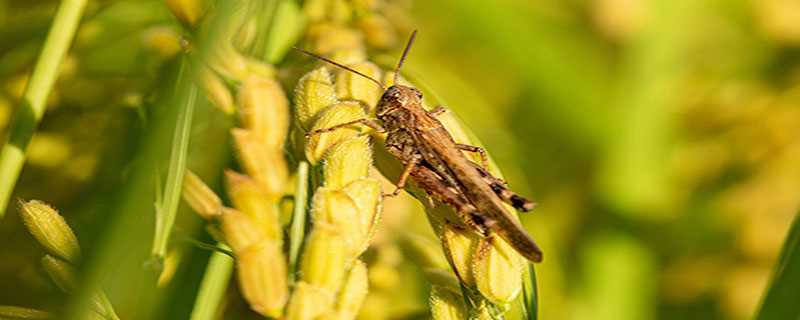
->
[182,170,222,220]
[41,255,76,292]
[307,24,364,55]
[237,241,288,317]
[225,170,283,242]
[231,128,289,196]
[285,282,335,320]
[300,224,348,294]
[220,208,287,317]
[440,225,478,287]
[430,285,469,320]
[323,135,373,189]
[472,237,523,304]
[165,0,207,27]
[331,260,369,320]
[305,101,368,164]
[198,68,235,114]
[311,189,362,257]
[18,200,80,263]
[294,67,339,130]
[357,13,398,50]
[238,75,290,149]
[340,178,382,251]
[334,61,383,108]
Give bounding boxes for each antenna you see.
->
[292,46,385,89]
[393,30,418,85]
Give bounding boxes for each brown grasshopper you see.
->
[295,31,543,262]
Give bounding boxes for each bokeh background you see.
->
[1,0,799,319]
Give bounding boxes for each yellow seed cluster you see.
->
[283,1,412,317]
[288,65,380,320]
[17,200,118,318]
[179,12,292,315]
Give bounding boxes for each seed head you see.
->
[305,101,368,164]
[323,136,372,189]
[238,75,289,149]
[334,61,383,108]
[430,285,468,320]
[219,208,264,253]
[198,68,235,114]
[41,255,76,293]
[357,13,398,50]
[165,0,208,27]
[472,237,523,304]
[231,128,289,197]
[285,281,335,320]
[310,190,362,258]
[236,241,288,317]
[182,170,222,220]
[331,260,368,319]
[440,225,478,287]
[340,178,382,252]
[300,224,348,293]
[307,24,364,55]
[295,67,339,130]
[225,170,282,242]
[19,200,81,263]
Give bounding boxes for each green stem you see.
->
[521,264,538,320]
[0,0,86,218]
[189,245,235,320]
[151,69,198,262]
[288,161,309,284]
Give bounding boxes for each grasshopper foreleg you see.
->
[427,105,447,117]
[305,118,384,137]
[455,143,490,170]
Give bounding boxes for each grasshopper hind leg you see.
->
[470,162,536,212]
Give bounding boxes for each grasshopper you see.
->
[295,31,543,262]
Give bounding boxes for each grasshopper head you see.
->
[376,85,423,117]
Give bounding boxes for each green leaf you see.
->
[755,211,800,320]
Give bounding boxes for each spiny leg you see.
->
[383,157,420,197]
[409,166,488,235]
[471,162,536,212]
[455,143,490,170]
[305,118,384,137]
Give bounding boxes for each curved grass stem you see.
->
[0,0,87,218]
[189,245,235,320]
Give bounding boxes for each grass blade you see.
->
[288,161,309,284]
[152,69,198,263]
[755,211,800,320]
[189,245,234,320]
[0,0,86,218]
[521,264,538,320]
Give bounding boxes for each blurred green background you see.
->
[1,0,799,319]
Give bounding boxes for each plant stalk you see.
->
[0,0,86,218]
